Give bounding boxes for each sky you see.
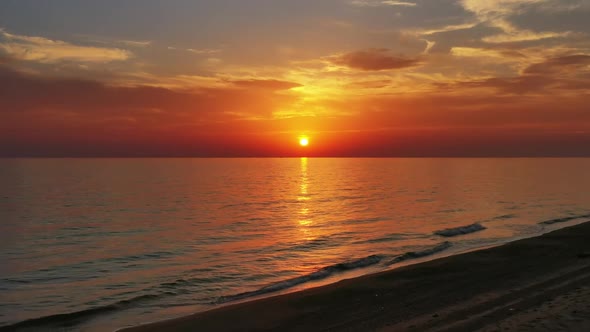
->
[0,0,589,157]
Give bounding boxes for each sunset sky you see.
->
[1,0,589,157]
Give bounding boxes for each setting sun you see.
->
[299,137,309,147]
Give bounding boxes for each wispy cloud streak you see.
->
[0,29,131,63]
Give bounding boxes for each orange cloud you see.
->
[0,29,131,63]
[1,49,589,157]
[524,54,590,75]
[330,49,421,71]
[438,54,590,94]
[230,79,302,91]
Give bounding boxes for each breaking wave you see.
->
[217,254,383,304]
[434,223,486,237]
[386,242,452,266]
[539,213,590,225]
[0,293,167,332]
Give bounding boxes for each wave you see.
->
[438,208,466,213]
[386,242,452,266]
[434,223,486,237]
[0,293,166,332]
[539,213,590,225]
[492,214,516,220]
[216,254,383,304]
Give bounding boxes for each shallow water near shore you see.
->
[1,158,589,331]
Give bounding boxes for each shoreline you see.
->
[120,220,590,332]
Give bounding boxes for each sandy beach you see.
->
[121,220,590,332]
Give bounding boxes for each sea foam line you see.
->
[434,223,486,237]
[386,241,452,266]
[539,213,590,225]
[0,293,166,332]
[216,254,384,304]
[218,241,456,304]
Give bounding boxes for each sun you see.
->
[299,137,309,147]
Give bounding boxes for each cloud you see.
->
[451,75,555,94]
[325,89,590,134]
[330,48,421,71]
[482,30,571,43]
[74,34,151,48]
[460,0,545,17]
[117,40,151,48]
[1,63,589,157]
[422,40,436,54]
[0,65,308,156]
[350,0,417,7]
[381,1,417,6]
[231,79,302,90]
[441,54,590,94]
[451,47,527,60]
[345,79,391,89]
[0,65,297,121]
[0,29,131,63]
[167,46,222,56]
[459,0,574,43]
[524,54,590,74]
[187,48,222,55]
[415,22,479,36]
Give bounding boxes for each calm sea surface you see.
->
[1,158,589,331]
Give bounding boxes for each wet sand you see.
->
[121,221,590,332]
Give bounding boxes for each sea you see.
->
[1,158,589,331]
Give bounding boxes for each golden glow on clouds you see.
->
[351,0,417,7]
[0,0,589,156]
[460,0,574,44]
[482,30,572,43]
[0,30,131,63]
[450,47,523,62]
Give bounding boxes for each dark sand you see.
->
[122,221,590,332]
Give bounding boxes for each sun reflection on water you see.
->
[298,157,313,228]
